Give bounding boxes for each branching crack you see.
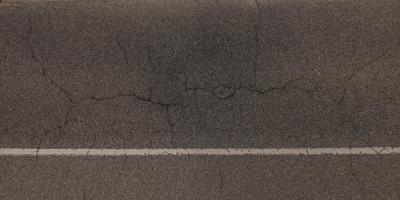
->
[22,15,79,142]
[25,15,74,103]
[174,77,315,103]
[90,91,184,144]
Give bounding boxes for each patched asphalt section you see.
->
[1,156,400,199]
[1,0,400,148]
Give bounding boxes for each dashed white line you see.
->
[0,147,399,156]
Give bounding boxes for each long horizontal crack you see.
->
[89,91,184,108]
[174,77,316,102]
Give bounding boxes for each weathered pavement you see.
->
[1,0,400,199]
[2,156,400,199]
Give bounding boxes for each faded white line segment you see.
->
[0,147,399,156]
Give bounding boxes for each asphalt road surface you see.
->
[1,0,400,199]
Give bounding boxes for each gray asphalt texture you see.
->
[1,0,399,148]
[1,0,400,199]
[2,156,400,199]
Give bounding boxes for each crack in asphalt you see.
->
[25,16,38,62]
[17,7,322,144]
[89,90,183,108]
[8,3,397,149]
[89,90,184,145]
[85,72,310,110]
[174,76,317,103]
[82,74,312,145]
[332,37,400,142]
[17,13,131,148]
[25,15,74,104]
[19,14,80,148]
[348,35,400,82]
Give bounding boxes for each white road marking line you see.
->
[0,147,399,156]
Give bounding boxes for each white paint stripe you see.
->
[0,147,399,156]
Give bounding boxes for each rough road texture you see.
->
[2,0,400,199]
[2,156,400,199]
[2,0,400,148]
